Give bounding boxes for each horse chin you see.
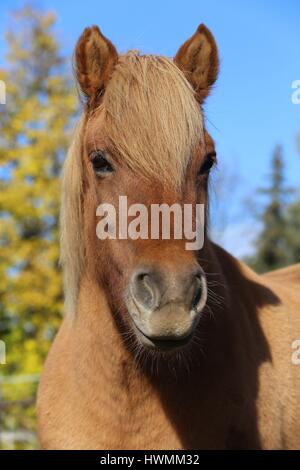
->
[132,322,194,352]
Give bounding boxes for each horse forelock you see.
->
[94,52,204,187]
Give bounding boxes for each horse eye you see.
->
[90,151,114,176]
[199,151,217,175]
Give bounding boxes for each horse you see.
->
[37,24,300,449]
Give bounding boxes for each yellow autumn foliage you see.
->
[0,5,78,448]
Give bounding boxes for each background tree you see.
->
[0,6,77,448]
[246,146,292,273]
[284,200,300,265]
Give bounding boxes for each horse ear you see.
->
[174,24,219,103]
[75,26,118,104]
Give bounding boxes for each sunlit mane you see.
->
[60,116,85,316]
[61,53,203,316]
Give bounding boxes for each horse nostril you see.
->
[131,269,161,311]
[130,266,206,314]
[191,276,203,311]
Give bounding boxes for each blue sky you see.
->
[0,0,299,258]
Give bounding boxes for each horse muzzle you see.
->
[125,264,207,351]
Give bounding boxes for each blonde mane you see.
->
[61,53,203,316]
[60,116,85,316]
